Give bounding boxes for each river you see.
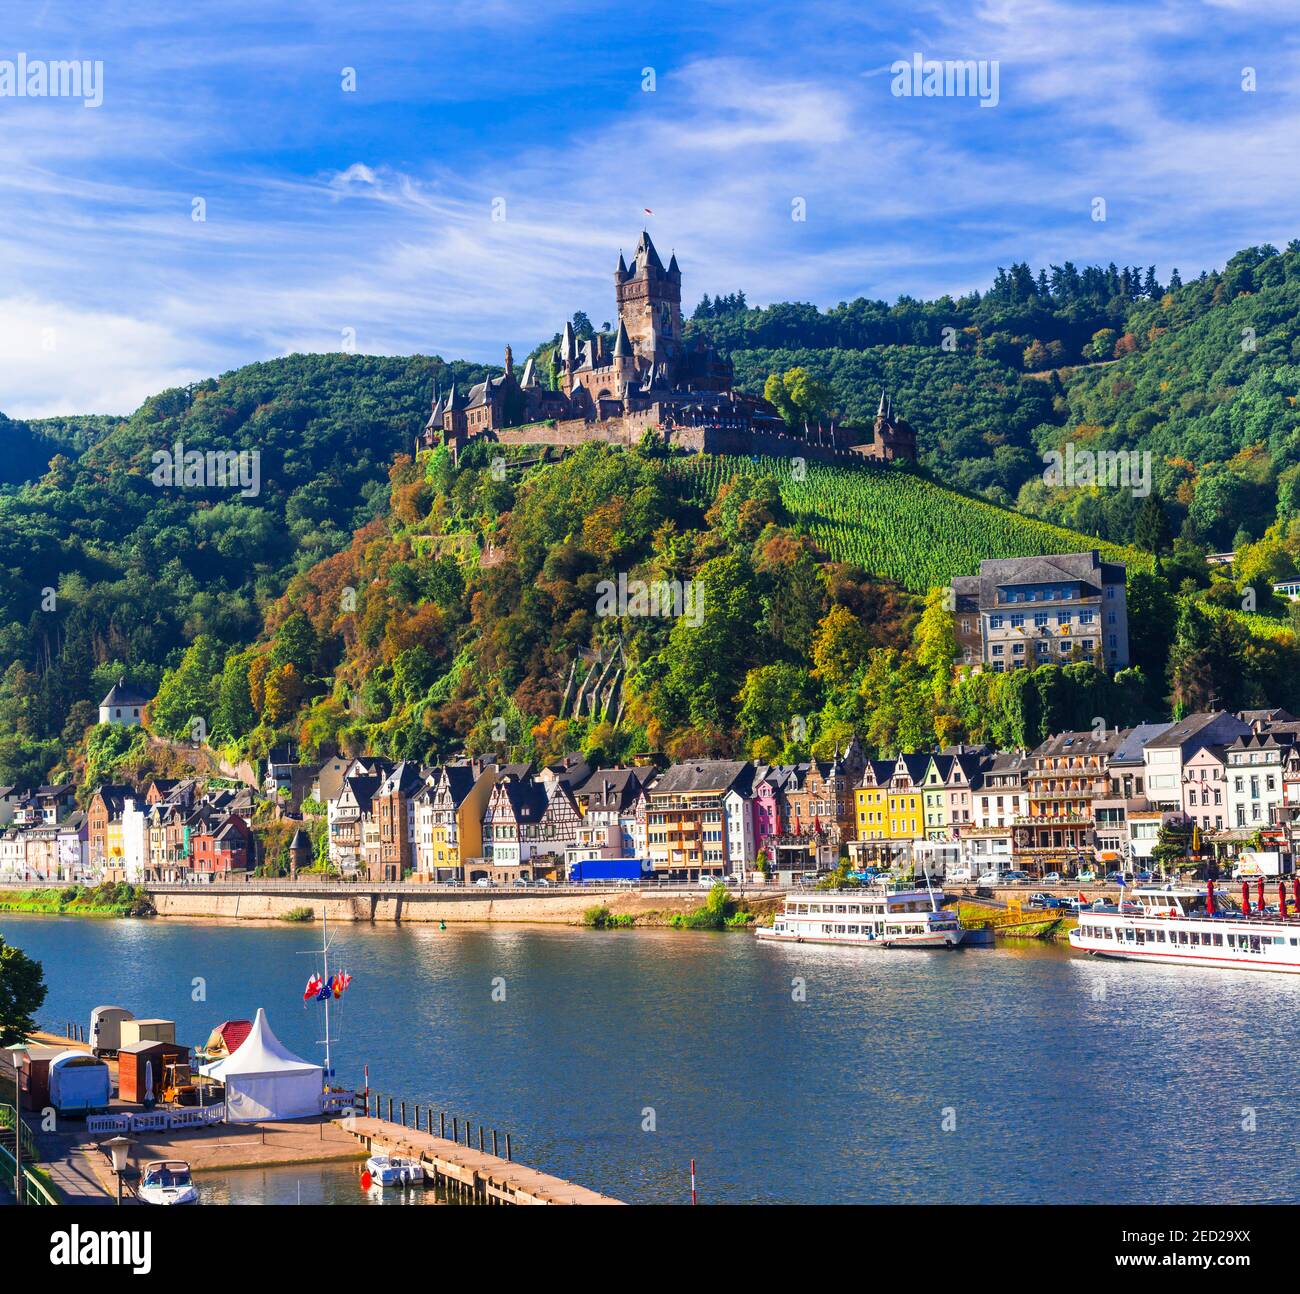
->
[4,913,1297,1204]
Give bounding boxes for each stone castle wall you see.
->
[495,416,890,466]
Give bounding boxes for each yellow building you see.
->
[885,754,929,842]
[418,761,498,876]
[853,760,892,841]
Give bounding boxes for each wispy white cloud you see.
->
[1,0,1299,416]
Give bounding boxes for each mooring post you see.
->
[440,1111,446,1139]
[506,1132,512,1162]
[492,1129,499,1157]
[401,1100,406,1126]
[387,1096,394,1122]
[478,1125,484,1152]
[452,1116,458,1143]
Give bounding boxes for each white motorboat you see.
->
[138,1160,198,1205]
[365,1154,424,1188]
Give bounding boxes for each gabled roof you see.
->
[100,678,150,707]
[576,767,648,812]
[1143,711,1249,752]
[649,760,751,797]
[376,760,424,798]
[1031,729,1123,759]
[1109,721,1175,765]
[340,774,381,813]
[90,784,139,814]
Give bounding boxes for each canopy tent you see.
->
[199,1007,323,1122]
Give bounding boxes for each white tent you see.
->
[199,1007,323,1123]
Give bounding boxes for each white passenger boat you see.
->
[756,882,964,949]
[1068,881,1300,974]
[138,1160,198,1205]
[364,1154,424,1188]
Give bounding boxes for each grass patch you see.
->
[279,906,315,923]
[0,882,153,918]
[582,905,635,929]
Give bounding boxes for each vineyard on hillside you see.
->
[668,455,1149,592]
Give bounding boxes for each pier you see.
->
[341,1114,623,1205]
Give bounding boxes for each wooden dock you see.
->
[342,1115,623,1205]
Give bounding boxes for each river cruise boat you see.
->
[757,882,964,949]
[1069,882,1300,974]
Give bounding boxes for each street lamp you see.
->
[10,1048,25,1205]
[105,1134,132,1205]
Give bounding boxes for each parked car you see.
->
[1028,892,1062,908]
[945,866,975,883]
[1057,896,1082,913]
[699,875,722,888]
[1076,869,1098,882]
[473,877,493,888]
[1135,870,1154,883]
[1105,871,1124,885]
[1041,872,1062,884]
[534,878,551,887]
[1002,870,1030,882]
[977,871,1008,885]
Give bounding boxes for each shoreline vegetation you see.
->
[583,883,763,931]
[0,882,153,918]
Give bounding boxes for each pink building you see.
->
[750,766,791,861]
[1182,745,1226,832]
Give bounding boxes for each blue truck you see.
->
[566,858,653,884]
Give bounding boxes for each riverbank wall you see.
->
[146,884,786,926]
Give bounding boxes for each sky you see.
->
[3,0,1300,417]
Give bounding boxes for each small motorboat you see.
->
[364,1154,424,1189]
[138,1160,199,1205]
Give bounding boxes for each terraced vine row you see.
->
[669,454,1149,592]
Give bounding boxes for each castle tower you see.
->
[615,231,682,374]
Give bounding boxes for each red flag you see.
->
[303,972,322,1004]
[643,207,653,215]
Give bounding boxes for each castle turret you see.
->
[615,230,681,374]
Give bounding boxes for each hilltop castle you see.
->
[420,232,916,464]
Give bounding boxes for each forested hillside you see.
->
[5,240,1300,789]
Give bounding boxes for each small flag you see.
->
[316,980,333,1002]
[303,973,322,1004]
[643,207,653,215]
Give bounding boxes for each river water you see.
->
[4,913,1297,1204]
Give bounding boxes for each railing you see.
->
[359,1091,514,1162]
[87,1106,225,1135]
[0,1102,38,1162]
[0,1140,59,1204]
[145,876,787,895]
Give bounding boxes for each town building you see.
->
[98,678,151,726]
[952,550,1130,672]
[645,760,752,879]
[1142,712,1251,812]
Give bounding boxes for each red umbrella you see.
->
[1280,881,1288,918]
[1242,881,1251,914]
[1257,877,1266,912]
[1294,877,1299,914]
[1206,878,1215,916]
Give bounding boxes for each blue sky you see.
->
[3,0,1300,416]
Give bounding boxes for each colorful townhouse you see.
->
[571,766,654,864]
[645,760,752,879]
[480,775,582,882]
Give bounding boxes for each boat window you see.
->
[1213,933,1223,947]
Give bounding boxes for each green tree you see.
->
[0,936,47,1047]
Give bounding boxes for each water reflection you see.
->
[5,912,1298,1203]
